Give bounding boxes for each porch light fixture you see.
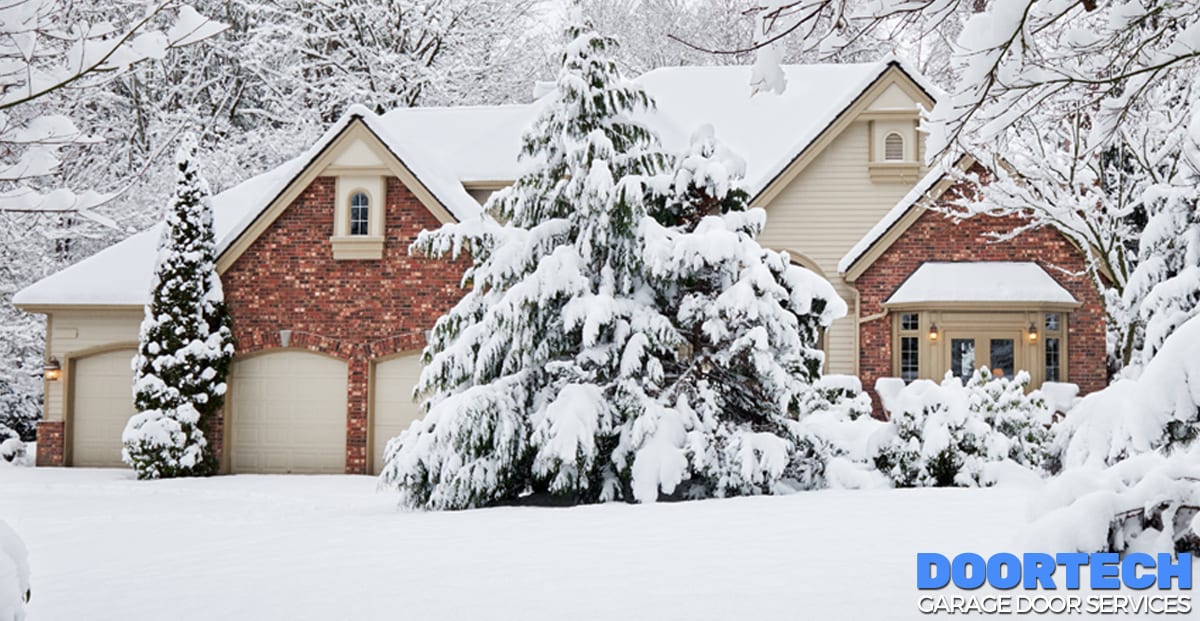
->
[279,329,293,348]
[927,323,939,342]
[1027,322,1039,343]
[44,358,61,381]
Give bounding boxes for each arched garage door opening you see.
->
[70,348,137,467]
[229,350,348,474]
[371,353,425,475]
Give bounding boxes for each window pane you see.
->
[1045,337,1061,382]
[349,192,369,236]
[990,339,1014,379]
[1045,313,1060,332]
[900,336,919,382]
[951,338,975,382]
[900,313,919,331]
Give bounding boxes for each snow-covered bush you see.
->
[1027,315,1200,554]
[0,519,30,621]
[381,22,844,510]
[0,425,25,465]
[1055,314,1200,470]
[873,369,1053,487]
[123,134,234,480]
[1024,443,1200,555]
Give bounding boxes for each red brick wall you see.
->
[220,176,466,473]
[35,420,64,466]
[855,192,1107,416]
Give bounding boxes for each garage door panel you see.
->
[72,349,137,468]
[230,351,347,474]
[372,354,425,475]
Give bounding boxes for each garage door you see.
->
[71,349,137,467]
[372,354,425,474]
[229,351,347,474]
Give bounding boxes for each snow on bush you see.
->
[1027,315,1200,554]
[1054,314,1200,470]
[0,425,24,465]
[381,22,844,510]
[0,519,30,621]
[123,134,234,480]
[873,369,1053,487]
[1023,443,1200,555]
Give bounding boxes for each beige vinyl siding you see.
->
[756,121,924,375]
[44,309,142,423]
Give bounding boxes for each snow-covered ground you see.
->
[0,468,1166,620]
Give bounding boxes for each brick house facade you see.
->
[853,182,1108,415]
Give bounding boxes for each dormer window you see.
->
[349,191,370,236]
[884,132,905,161]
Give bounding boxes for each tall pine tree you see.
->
[123,134,234,479]
[381,20,844,510]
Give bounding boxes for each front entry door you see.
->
[943,332,1021,383]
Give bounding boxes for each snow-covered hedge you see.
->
[1026,315,1200,554]
[0,520,30,621]
[873,369,1054,487]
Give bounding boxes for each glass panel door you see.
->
[989,339,1014,379]
[950,338,975,382]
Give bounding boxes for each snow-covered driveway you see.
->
[4,468,1032,620]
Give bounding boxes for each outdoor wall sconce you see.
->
[279,329,293,348]
[44,358,61,381]
[1027,322,1039,343]
[927,323,939,342]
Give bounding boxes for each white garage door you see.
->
[372,354,425,475]
[229,351,347,474]
[72,349,137,467]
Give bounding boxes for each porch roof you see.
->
[884,262,1079,307]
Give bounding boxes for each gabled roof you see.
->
[16,57,938,310]
[15,106,483,309]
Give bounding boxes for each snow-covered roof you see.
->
[884,262,1079,306]
[17,57,934,309]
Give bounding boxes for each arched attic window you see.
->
[883,132,905,161]
[349,191,370,236]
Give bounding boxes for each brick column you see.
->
[35,421,65,466]
[346,356,370,474]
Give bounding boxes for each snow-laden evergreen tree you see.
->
[381,21,845,509]
[382,18,673,509]
[636,126,845,498]
[1123,109,1200,369]
[123,134,234,480]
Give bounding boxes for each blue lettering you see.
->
[1057,553,1088,589]
[918,553,951,589]
[1023,553,1057,589]
[1091,553,1121,589]
[1122,553,1156,590]
[987,553,1021,589]
[953,553,987,589]
[1158,553,1193,589]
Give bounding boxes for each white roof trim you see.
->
[838,163,948,274]
[884,262,1078,306]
